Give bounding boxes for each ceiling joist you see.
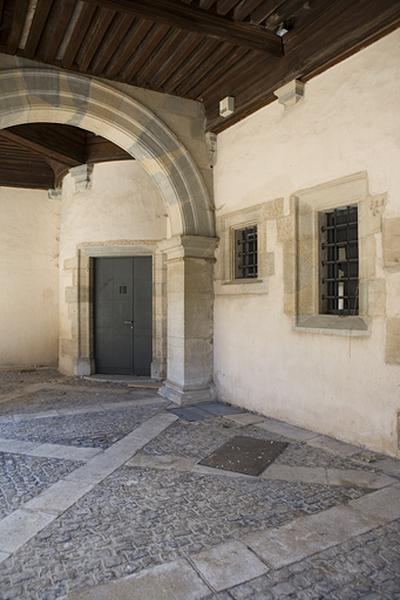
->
[81,0,284,56]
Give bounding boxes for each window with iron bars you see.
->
[320,205,359,315]
[234,225,258,279]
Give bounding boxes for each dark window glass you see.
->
[320,205,359,315]
[235,225,258,279]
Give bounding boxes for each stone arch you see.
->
[0,68,215,237]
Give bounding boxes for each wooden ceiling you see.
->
[0,123,132,189]
[0,1,399,132]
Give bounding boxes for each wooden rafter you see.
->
[81,0,284,55]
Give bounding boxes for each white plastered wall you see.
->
[214,30,400,456]
[59,160,167,374]
[0,187,60,367]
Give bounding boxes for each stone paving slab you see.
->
[256,418,318,442]
[168,406,214,421]
[224,413,267,426]
[349,483,400,524]
[24,479,95,514]
[126,452,196,472]
[244,504,380,569]
[67,559,211,600]
[191,540,268,591]
[30,442,101,462]
[0,437,40,454]
[0,508,55,554]
[200,402,245,417]
[262,463,396,489]
[308,434,361,457]
[0,551,10,565]
[326,467,395,489]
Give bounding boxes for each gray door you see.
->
[94,256,152,375]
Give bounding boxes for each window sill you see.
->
[294,315,370,336]
[215,278,268,296]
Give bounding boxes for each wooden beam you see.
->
[0,127,84,166]
[7,0,30,53]
[81,0,284,55]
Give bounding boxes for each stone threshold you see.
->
[65,484,400,599]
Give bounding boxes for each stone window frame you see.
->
[73,240,166,378]
[293,171,386,334]
[215,201,281,296]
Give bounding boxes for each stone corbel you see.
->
[47,187,62,200]
[274,79,305,107]
[205,132,217,168]
[69,164,93,193]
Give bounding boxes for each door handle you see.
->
[123,320,134,329]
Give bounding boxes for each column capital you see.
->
[159,235,218,261]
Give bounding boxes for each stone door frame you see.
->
[70,241,167,380]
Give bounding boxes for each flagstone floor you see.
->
[0,369,399,600]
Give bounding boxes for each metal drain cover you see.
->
[199,435,288,476]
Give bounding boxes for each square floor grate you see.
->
[199,436,288,476]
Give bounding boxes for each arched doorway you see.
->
[0,68,217,404]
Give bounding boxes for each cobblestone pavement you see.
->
[0,452,81,518]
[0,403,166,448]
[0,371,399,600]
[0,382,160,416]
[0,368,61,395]
[0,467,368,599]
[225,519,400,599]
[144,419,376,472]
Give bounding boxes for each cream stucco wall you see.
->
[214,30,400,456]
[0,186,60,367]
[59,160,167,374]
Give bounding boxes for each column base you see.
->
[74,358,94,377]
[159,380,216,406]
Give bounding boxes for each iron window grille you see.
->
[320,205,359,316]
[234,225,258,279]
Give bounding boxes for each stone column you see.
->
[159,235,217,405]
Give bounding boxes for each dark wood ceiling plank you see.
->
[105,19,152,78]
[147,32,202,88]
[163,37,221,93]
[180,44,249,98]
[81,0,283,55]
[90,11,134,73]
[7,0,30,53]
[133,28,187,85]
[77,6,115,71]
[155,0,237,92]
[61,2,97,67]
[176,41,242,96]
[248,0,285,25]
[122,23,171,82]
[233,0,266,21]
[0,128,83,166]
[216,0,240,15]
[36,0,77,61]
[20,0,53,57]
